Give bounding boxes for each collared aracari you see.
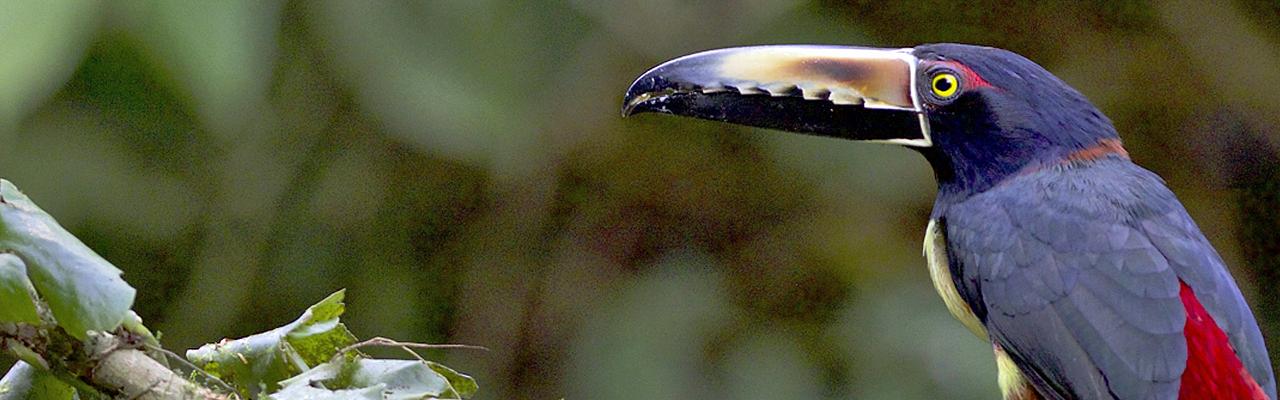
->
[621,43,1277,400]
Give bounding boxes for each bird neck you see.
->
[923,137,1129,210]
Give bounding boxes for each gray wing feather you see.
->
[950,202,1185,399]
[943,160,1273,399]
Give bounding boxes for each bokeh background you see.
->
[2,1,1280,399]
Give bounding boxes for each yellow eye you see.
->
[931,73,960,98]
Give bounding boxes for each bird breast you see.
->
[924,219,987,339]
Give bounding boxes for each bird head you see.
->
[622,44,1123,199]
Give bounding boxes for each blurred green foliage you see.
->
[1,1,1278,399]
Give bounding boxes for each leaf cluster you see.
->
[0,180,476,399]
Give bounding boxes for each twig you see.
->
[337,336,489,355]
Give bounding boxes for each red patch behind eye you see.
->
[935,60,993,90]
[1177,281,1269,400]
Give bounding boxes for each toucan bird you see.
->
[622,44,1277,400]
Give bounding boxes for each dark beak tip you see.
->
[620,97,638,117]
[621,85,642,117]
[621,71,684,118]
[621,87,659,118]
[620,99,654,118]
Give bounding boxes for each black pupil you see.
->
[936,77,953,92]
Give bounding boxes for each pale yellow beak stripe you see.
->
[712,46,919,111]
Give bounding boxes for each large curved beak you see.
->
[622,45,931,147]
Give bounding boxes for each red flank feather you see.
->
[1178,281,1269,399]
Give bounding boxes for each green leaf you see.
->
[185,327,297,397]
[348,359,458,399]
[286,291,354,367]
[269,384,385,400]
[426,361,477,398]
[0,180,136,338]
[271,362,383,400]
[186,290,356,397]
[0,253,40,324]
[0,362,76,400]
[271,357,474,400]
[198,290,477,399]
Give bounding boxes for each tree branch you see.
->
[91,348,226,400]
[2,323,230,400]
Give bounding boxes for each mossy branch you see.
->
[2,321,230,400]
